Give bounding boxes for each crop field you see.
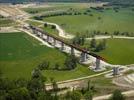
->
[0,32,95,81]
[43,7,134,35]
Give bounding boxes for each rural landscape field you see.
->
[0,0,134,100]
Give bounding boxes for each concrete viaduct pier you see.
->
[25,25,106,70]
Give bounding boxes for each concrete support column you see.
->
[71,47,74,55]
[41,33,43,38]
[113,67,119,75]
[37,32,40,37]
[50,37,53,43]
[61,42,64,50]
[33,29,36,34]
[53,38,56,46]
[80,52,87,62]
[42,34,46,40]
[46,35,49,42]
[95,58,100,70]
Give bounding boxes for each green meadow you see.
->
[97,38,134,65]
[0,32,95,81]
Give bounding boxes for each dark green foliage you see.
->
[90,38,97,49]
[51,25,56,29]
[64,55,77,70]
[38,61,50,70]
[6,87,31,100]
[44,23,48,27]
[72,34,85,46]
[95,39,106,52]
[51,80,58,92]
[84,90,93,100]
[54,63,60,70]
[64,91,82,100]
[90,39,106,52]
[37,92,53,100]
[27,78,44,93]
[109,89,125,100]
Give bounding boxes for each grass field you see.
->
[0,32,95,81]
[95,39,134,65]
[43,7,134,35]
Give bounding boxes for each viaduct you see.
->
[24,25,107,70]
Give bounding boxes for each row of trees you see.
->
[78,30,134,38]
[33,7,97,20]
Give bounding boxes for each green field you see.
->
[96,39,134,65]
[43,8,134,35]
[0,32,95,81]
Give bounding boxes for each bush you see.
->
[51,25,56,29]
[64,55,77,70]
[44,23,48,27]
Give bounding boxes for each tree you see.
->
[109,89,125,100]
[44,23,48,27]
[27,78,44,93]
[72,34,85,46]
[38,61,50,70]
[95,39,106,52]
[101,39,106,49]
[90,38,97,48]
[84,91,93,100]
[71,91,82,100]
[7,87,31,100]
[87,80,91,91]
[32,68,42,78]
[50,78,58,92]
[64,55,77,70]
[38,92,52,100]
[51,25,56,29]
[14,78,28,88]
[54,63,60,70]
[95,42,103,52]
[64,91,82,100]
